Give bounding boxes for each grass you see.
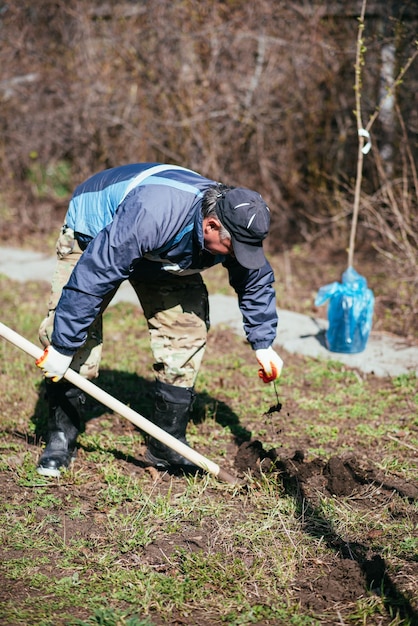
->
[0,272,417,625]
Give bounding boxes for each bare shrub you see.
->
[0,1,360,234]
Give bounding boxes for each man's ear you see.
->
[203,217,221,232]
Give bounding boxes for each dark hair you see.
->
[202,184,233,240]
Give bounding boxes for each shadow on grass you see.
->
[27,368,250,466]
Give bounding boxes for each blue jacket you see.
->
[52,163,278,354]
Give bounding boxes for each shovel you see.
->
[0,322,239,485]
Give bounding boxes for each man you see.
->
[36,162,283,477]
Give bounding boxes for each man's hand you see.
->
[255,347,283,383]
[36,345,73,382]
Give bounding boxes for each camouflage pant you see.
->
[39,226,209,387]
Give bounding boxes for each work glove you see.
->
[36,345,73,382]
[255,347,283,383]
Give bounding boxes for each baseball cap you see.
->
[216,188,270,269]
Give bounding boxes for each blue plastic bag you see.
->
[315,266,374,353]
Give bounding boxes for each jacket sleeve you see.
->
[225,258,278,351]
[51,193,162,354]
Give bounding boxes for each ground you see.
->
[1,321,417,625]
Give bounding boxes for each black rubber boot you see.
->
[145,381,196,469]
[37,381,85,477]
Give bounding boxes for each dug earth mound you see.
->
[235,440,418,501]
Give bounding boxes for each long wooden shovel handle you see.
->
[0,322,239,485]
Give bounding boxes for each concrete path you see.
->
[1,245,417,377]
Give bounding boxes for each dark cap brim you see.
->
[232,238,267,269]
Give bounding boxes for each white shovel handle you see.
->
[0,322,239,485]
